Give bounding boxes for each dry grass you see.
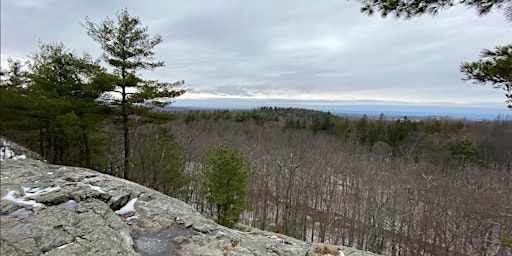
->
[223,241,239,256]
[314,245,339,255]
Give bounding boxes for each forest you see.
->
[1,8,511,256]
[156,108,512,256]
[2,81,512,255]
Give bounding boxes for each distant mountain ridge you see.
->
[165,104,511,121]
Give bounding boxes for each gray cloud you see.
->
[1,0,510,111]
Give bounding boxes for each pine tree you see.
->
[460,45,512,108]
[0,59,31,136]
[83,9,186,179]
[201,144,251,227]
[358,0,511,21]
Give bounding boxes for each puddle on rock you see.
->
[134,225,193,256]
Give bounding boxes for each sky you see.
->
[1,0,511,117]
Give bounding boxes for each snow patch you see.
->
[57,242,74,249]
[87,184,105,193]
[13,154,26,160]
[1,141,14,160]
[127,215,139,221]
[23,186,61,197]
[1,140,26,161]
[267,235,286,244]
[2,190,44,208]
[115,198,138,215]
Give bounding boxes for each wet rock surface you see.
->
[1,157,380,255]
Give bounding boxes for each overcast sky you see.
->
[1,0,511,114]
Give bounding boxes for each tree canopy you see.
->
[0,43,114,166]
[358,0,512,21]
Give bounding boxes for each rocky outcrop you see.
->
[1,143,380,255]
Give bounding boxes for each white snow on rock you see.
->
[87,184,106,193]
[1,141,14,161]
[13,154,26,160]
[126,215,139,221]
[264,234,287,244]
[22,186,61,197]
[57,242,74,249]
[1,186,61,208]
[115,198,138,215]
[2,190,44,208]
[1,139,27,161]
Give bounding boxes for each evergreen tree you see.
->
[0,58,28,88]
[83,8,186,179]
[367,114,387,145]
[200,144,251,227]
[355,115,369,143]
[0,59,31,137]
[460,45,512,108]
[26,42,114,166]
[311,117,322,132]
[449,135,477,163]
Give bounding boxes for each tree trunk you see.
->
[122,87,130,180]
[83,131,91,168]
[120,67,130,180]
[39,128,44,157]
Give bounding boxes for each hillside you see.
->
[161,108,512,255]
[2,107,512,255]
[1,139,379,256]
